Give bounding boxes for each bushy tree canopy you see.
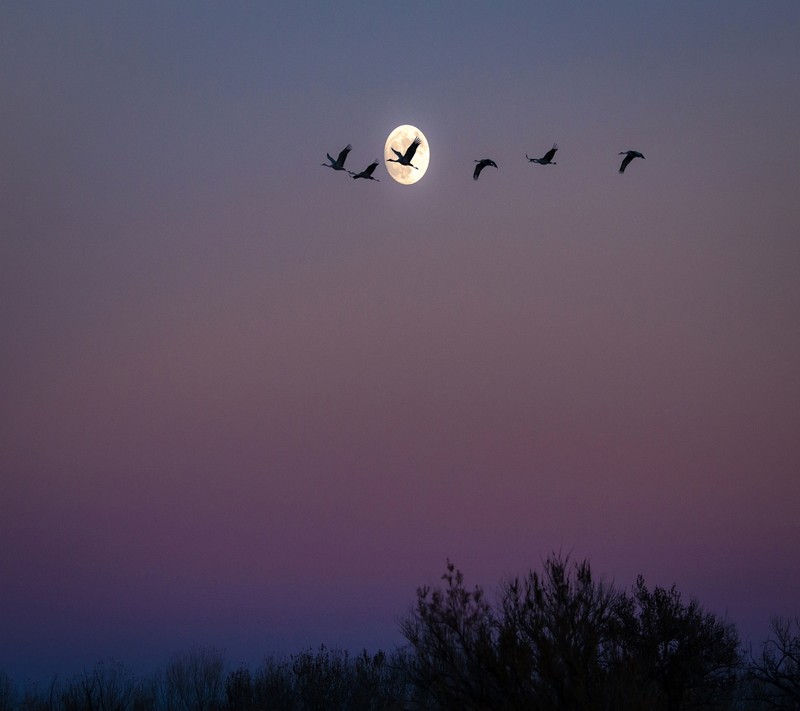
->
[399,554,741,710]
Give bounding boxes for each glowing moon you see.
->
[384,125,430,185]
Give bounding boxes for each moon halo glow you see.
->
[384,125,430,185]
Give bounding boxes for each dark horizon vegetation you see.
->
[1,555,798,710]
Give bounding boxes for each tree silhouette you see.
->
[499,555,620,709]
[59,661,137,711]
[400,554,624,709]
[399,559,500,709]
[400,554,742,710]
[164,647,225,711]
[748,616,800,709]
[613,576,741,711]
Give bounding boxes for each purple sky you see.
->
[2,1,799,683]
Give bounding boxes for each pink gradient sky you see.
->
[2,2,799,682]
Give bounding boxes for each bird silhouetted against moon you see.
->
[384,125,429,185]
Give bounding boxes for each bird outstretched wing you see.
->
[544,144,558,161]
[404,136,422,161]
[336,144,352,166]
[473,163,483,180]
[619,153,634,173]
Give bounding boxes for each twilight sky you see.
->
[2,1,799,683]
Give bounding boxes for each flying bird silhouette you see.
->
[349,160,380,181]
[526,144,558,165]
[473,159,498,181]
[322,144,352,171]
[618,150,645,173]
[387,136,422,169]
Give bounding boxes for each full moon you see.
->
[384,125,430,185]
